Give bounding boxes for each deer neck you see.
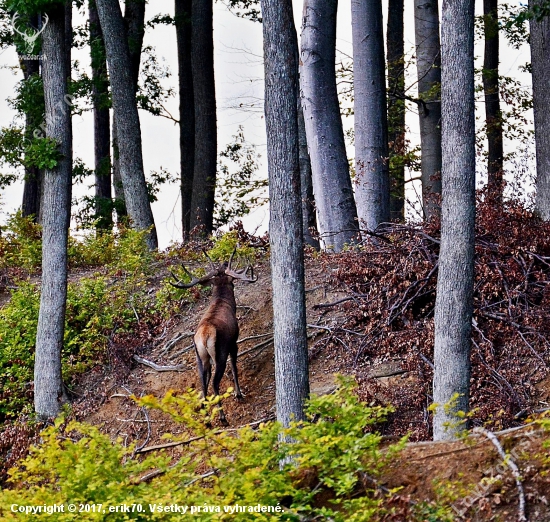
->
[212,284,236,310]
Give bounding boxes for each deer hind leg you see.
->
[212,352,230,426]
[229,342,243,399]
[194,339,212,400]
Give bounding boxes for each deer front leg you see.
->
[229,342,243,399]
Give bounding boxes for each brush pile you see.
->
[315,197,550,440]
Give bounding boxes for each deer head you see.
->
[170,247,257,289]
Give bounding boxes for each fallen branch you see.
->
[238,332,272,344]
[167,343,195,361]
[238,337,274,358]
[472,427,527,522]
[136,416,275,454]
[133,355,185,372]
[160,331,194,354]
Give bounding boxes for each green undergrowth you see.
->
[0,218,168,419]
[0,377,411,521]
[0,217,265,421]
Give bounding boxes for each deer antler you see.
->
[169,264,218,289]
[225,264,257,283]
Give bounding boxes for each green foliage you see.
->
[207,230,256,263]
[11,72,44,123]
[0,282,39,416]
[223,0,262,22]
[4,0,66,16]
[214,126,266,229]
[0,224,169,418]
[0,212,42,270]
[23,136,61,169]
[1,418,170,521]
[136,46,175,120]
[1,378,404,520]
[536,411,550,474]
[0,126,28,169]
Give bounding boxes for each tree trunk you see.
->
[352,0,391,232]
[529,0,550,220]
[483,0,503,202]
[262,0,309,427]
[89,0,112,229]
[21,52,41,222]
[95,0,158,249]
[111,119,126,219]
[111,0,146,222]
[34,4,72,419]
[297,95,319,249]
[387,0,406,221]
[300,0,358,251]
[433,0,475,441]
[414,0,442,221]
[189,0,217,235]
[125,0,146,87]
[175,0,195,239]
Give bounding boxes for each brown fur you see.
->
[193,271,243,425]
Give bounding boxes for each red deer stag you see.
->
[170,250,257,424]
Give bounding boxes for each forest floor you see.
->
[69,250,550,521]
[3,202,550,520]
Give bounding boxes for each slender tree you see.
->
[414,0,442,220]
[175,0,195,238]
[433,0,475,441]
[300,0,358,251]
[483,0,503,201]
[20,48,41,221]
[89,0,112,229]
[352,0,390,232]
[262,0,309,427]
[111,0,146,219]
[34,2,72,419]
[387,0,406,221]
[297,96,319,249]
[529,0,550,220]
[95,0,158,249]
[189,0,217,234]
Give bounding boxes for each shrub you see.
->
[0,378,405,521]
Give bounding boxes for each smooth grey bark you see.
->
[175,0,195,238]
[297,96,319,249]
[530,0,550,220]
[21,54,41,221]
[111,0,146,220]
[96,0,158,249]
[483,0,503,202]
[34,4,72,419]
[300,0,358,251]
[89,0,112,229]
[262,0,309,427]
[414,0,442,220]
[352,0,390,232]
[387,0,406,221]
[189,0,217,235]
[433,0,475,441]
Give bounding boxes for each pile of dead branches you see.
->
[315,198,550,440]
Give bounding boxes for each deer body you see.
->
[170,253,256,424]
[194,274,243,412]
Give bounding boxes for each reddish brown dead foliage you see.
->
[316,197,550,440]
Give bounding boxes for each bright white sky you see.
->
[0,0,532,248]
